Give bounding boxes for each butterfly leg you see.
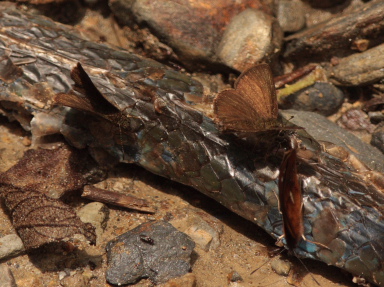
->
[301,235,332,251]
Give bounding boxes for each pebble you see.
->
[0,264,17,287]
[183,224,216,252]
[271,259,291,276]
[0,234,25,260]
[106,221,195,285]
[60,271,90,287]
[281,82,345,116]
[162,273,196,287]
[227,271,243,282]
[170,208,221,251]
[371,129,384,154]
[217,9,283,71]
[276,0,305,33]
[368,111,384,124]
[337,109,375,133]
[21,136,31,147]
[58,269,71,281]
[77,202,109,243]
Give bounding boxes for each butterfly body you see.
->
[278,139,304,250]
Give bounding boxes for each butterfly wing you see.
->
[235,63,278,120]
[213,63,279,133]
[278,147,304,250]
[213,89,266,132]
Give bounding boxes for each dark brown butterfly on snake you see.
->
[213,64,321,251]
[213,63,305,247]
[213,63,300,134]
[279,137,329,252]
[278,138,328,286]
[278,137,304,250]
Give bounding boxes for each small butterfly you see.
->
[213,63,299,134]
[213,64,305,246]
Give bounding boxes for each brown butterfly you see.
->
[278,137,304,250]
[213,63,306,248]
[213,63,298,133]
[213,64,324,251]
[278,137,330,285]
[279,144,330,250]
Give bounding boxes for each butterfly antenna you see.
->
[250,258,270,275]
[250,248,285,275]
[293,251,321,286]
[280,115,294,129]
[118,121,125,161]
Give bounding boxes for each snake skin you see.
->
[0,8,384,286]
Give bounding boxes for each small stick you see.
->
[274,64,317,89]
[82,185,156,214]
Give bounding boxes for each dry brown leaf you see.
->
[3,185,95,249]
[0,145,98,249]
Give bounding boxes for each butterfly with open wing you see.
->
[213,63,298,134]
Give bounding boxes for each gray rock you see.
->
[106,221,195,285]
[0,264,17,287]
[330,43,384,86]
[217,9,283,71]
[282,110,384,172]
[277,0,305,33]
[281,82,345,116]
[0,234,25,260]
[371,129,384,154]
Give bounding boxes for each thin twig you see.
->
[82,185,156,214]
